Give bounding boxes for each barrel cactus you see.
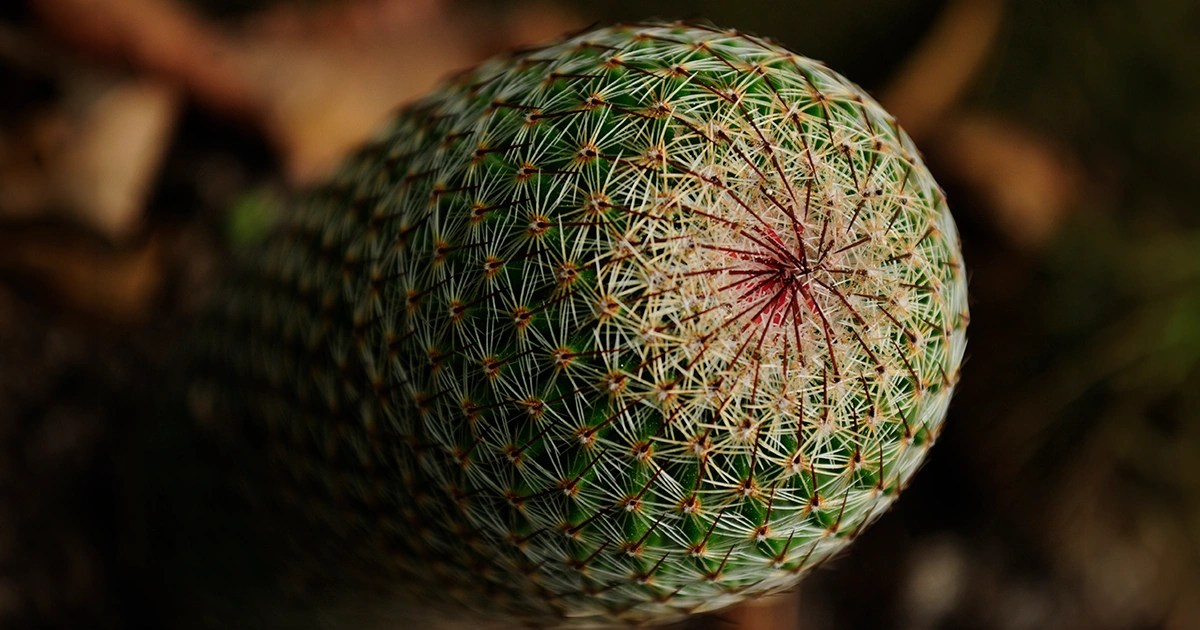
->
[202,21,969,627]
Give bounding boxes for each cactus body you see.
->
[206,22,968,627]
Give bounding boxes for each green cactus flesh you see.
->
[204,22,969,627]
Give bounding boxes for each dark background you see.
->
[2,0,1198,628]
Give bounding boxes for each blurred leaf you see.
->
[225,187,281,249]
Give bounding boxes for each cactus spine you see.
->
[204,22,969,627]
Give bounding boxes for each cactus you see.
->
[201,21,969,627]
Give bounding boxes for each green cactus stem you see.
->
[199,21,969,627]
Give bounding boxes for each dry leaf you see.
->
[0,233,164,323]
[32,0,584,183]
[880,0,1005,141]
[936,114,1080,249]
[0,26,180,242]
[56,79,180,240]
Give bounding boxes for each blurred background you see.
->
[2,0,1199,628]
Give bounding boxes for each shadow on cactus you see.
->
[198,21,969,627]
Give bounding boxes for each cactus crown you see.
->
[206,21,968,627]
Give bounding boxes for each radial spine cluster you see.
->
[204,22,969,627]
